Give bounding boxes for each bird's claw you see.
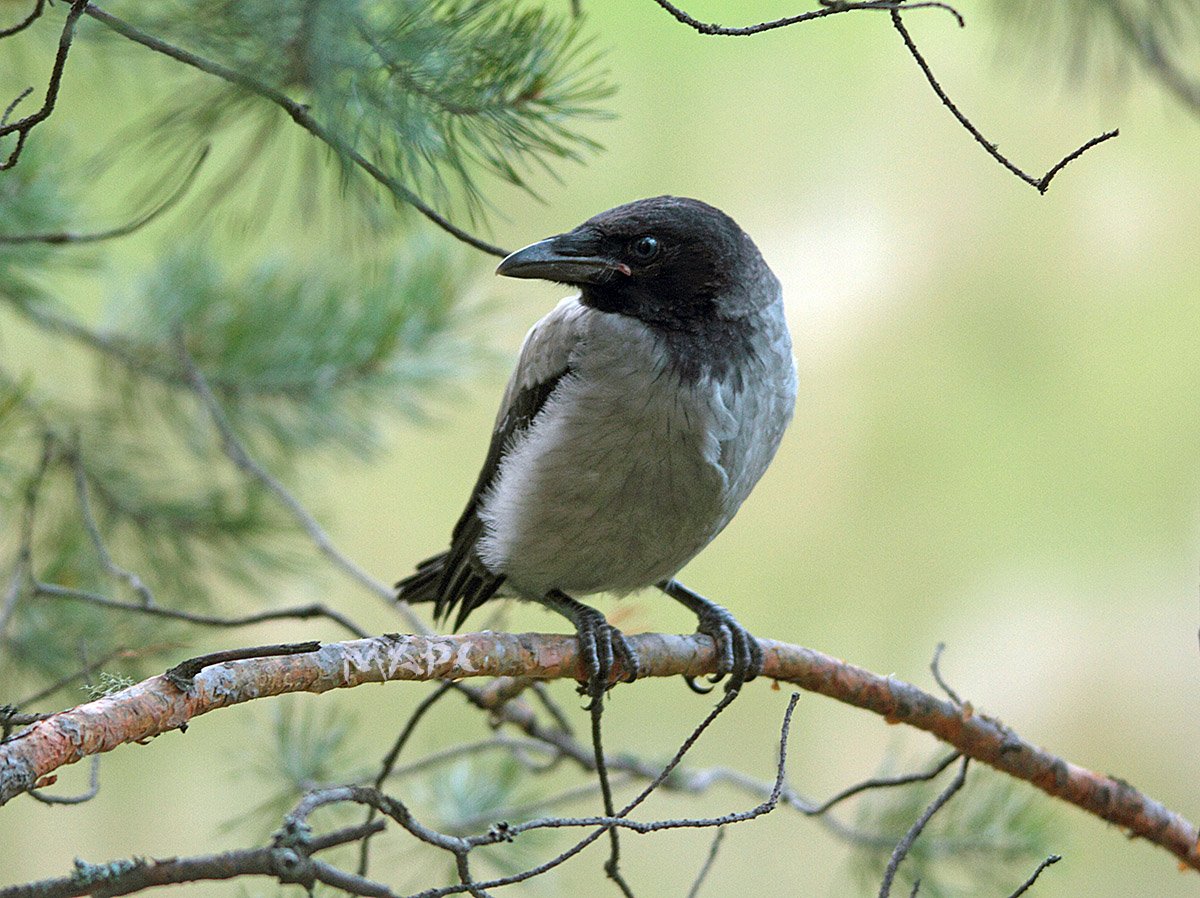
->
[694,601,763,694]
[682,675,715,695]
[570,605,639,708]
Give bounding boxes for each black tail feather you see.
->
[394,548,505,631]
[395,552,449,606]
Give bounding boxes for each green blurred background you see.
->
[3,0,1200,895]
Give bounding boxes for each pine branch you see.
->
[1,630,1197,875]
[80,3,513,256]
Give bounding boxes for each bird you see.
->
[395,196,796,699]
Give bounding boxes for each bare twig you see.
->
[412,690,781,898]
[163,641,321,685]
[888,9,1117,193]
[8,646,148,711]
[1,88,34,128]
[591,690,634,898]
[1005,854,1061,898]
[28,755,99,805]
[0,0,88,170]
[276,693,800,898]
[0,0,45,39]
[357,681,458,875]
[929,643,963,708]
[0,434,56,640]
[686,826,726,898]
[0,147,209,245]
[66,448,156,607]
[0,821,384,898]
[449,772,635,834]
[650,0,963,35]
[651,0,1116,193]
[803,751,962,816]
[82,3,508,258]
[34,581,367,639]
[878,756,970,897]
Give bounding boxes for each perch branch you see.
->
[0,631,1196,875]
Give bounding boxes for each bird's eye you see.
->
[630,236,660,262]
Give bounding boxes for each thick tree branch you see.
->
[1,631,1196,875]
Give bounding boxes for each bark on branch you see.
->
[1,631,1196,873]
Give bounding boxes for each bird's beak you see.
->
[496,234,630,285]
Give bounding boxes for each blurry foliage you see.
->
[990,0,1200,104]
[848,761,1053,898]
[232,699,363,836]
[415,754,546,878]
[93,0,611,227]
[0,2,536,705]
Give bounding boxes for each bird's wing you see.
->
[436,298,587,628]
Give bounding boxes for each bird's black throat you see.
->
[580,282,762,387]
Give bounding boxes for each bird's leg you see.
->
[540,590,638,896]
[540,589,639,703]
[658,579,763,694]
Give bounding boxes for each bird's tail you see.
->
[395,550,506,631]
[394,552,449,606]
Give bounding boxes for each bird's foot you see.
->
[542,590,639,706]
[659,580,763,694]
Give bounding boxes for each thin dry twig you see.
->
[174,337,424,630]
[888,9,1117,193]
[28,755,99,806]
[0,0,45,39]
[0,434,56,639]
[929,643,963,708]
[34,581,367,639]
[0,820,386,898]
[357,681,458,875]
[804,751,962,816]
[878,756,970,897]
[0,0,89,170]
[66,448,156,607]
[650,0,964,35]
[1005,854,1061,898]
[686,826,726,898]
[274,692,800,898]
[651,0,1116,193]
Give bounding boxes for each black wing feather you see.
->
[396,369,569,629]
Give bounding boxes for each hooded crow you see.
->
[396,196,796,697]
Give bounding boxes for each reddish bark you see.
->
[2,631,1196,872]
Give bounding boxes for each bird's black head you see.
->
[496,196,776,329]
